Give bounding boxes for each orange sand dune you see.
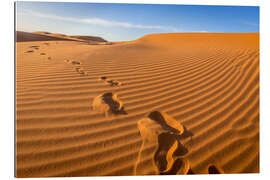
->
[16,33,259,177]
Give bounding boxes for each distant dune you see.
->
[16,31,74,42]
[16,33,259,177]
[16,31,107,43]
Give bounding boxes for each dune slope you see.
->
[16,33,259,177]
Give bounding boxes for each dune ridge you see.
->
[16,33,259,177]
[16,31,107,43]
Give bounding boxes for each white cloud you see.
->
[26,10,180,32]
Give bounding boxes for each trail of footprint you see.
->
[135,111,191,175]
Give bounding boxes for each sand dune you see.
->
[16,31,107,44]
[16,31,75,42]
[16,33,259,177]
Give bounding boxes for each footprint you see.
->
[91,92,127,118]
[48,57,51,60]
[29,45,39,48]
[71,61,81,65]
[135,111,189,175]
[106,80,122,87]
[99,76,122,87]
[29,45,40,50]
[208,164,224,174]
[79,69,88,76]
[100,76,107,80]
[40,53,46,55]
[24,50,34,53]
[74,67,88,76]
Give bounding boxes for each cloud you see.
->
[25,10,180,32]
[242,21,259,27]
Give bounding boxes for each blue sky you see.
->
[16,1,259,41]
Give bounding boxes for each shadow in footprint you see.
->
[100,76,107,80]
[178,126,194,142]
[74,67,88,76]
[29,45,39,50]
[100,76,122,87]
[25,50,34,53]
[208,165,224,174]
[29,45,39,48]
[160,157,190,175]
[155,132,188,174]
[102,93,127,115]
[106,80,122,87]
[148,111,184,135]
[40,53,46,55]
[71,61,81,65]
[187,168,195,174]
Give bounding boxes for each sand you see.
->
[16,32,259,177]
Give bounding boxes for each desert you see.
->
[16,31,259,177]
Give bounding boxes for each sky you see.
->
[16,1,259,41]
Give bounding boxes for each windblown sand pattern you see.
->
[16,33,259,177]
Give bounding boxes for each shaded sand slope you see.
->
[16,33,259,177]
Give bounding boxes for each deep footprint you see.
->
[91,92,127,117]
[135,111,189,175]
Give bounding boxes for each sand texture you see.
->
[16,32,259,177]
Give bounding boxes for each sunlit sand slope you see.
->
[16,33,259,177]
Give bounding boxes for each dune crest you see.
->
[135,111,189,175]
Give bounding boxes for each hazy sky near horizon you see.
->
[16,1,259,41]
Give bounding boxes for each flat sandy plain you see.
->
[16,31,259,177]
